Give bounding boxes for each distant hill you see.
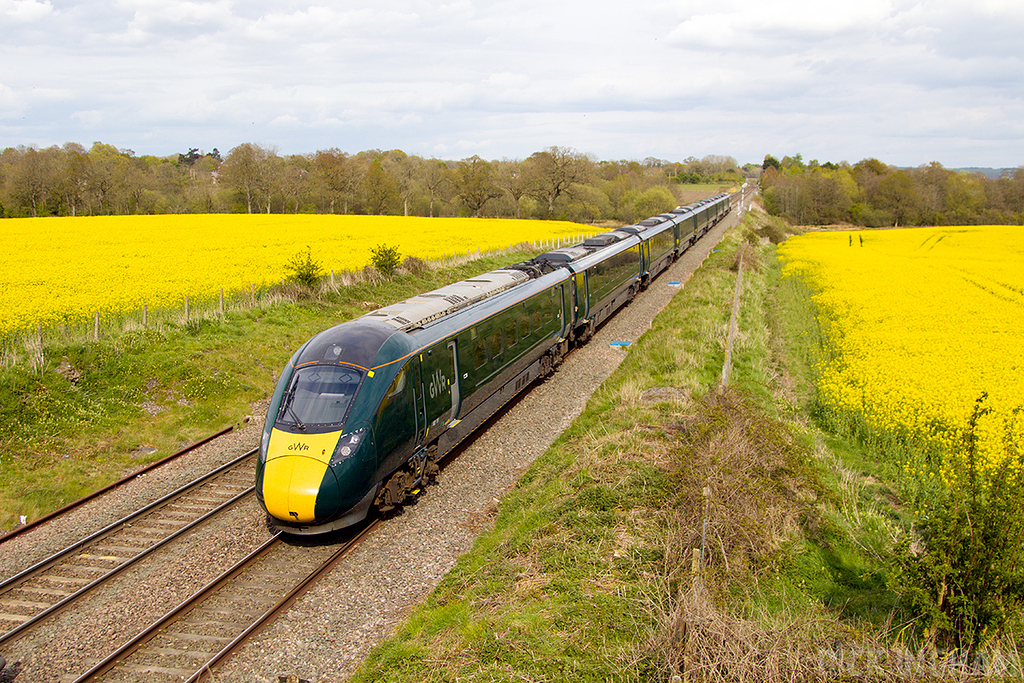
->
[955,167,1018,179]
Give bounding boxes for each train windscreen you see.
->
[276,365,364,430]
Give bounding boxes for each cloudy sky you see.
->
[3,0,1022,168]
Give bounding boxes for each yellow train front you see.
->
[257,319,416,534]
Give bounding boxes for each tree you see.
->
[361,158,400,215]
[526,146,593,216]
[381,149,416,217]
[221,143,277,213]
[420,159,452,218]
[453,156,502,217]
[312,148,358,214]
[495,159,530,219]
[8,146,57,217]
[54,142,89,217]
[870,170,921,226]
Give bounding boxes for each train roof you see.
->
[364,268,530,332]
[535,245,590,263]
[562,233,641,272]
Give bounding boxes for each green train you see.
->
[257,193,732,534]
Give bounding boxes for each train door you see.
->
[575,271,589,322]
[418,340,460,441]
[411,359,427,445]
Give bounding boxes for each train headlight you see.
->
[331,427,367,465]
[260,429,270,463]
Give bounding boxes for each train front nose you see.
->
[260,429,344,524]
[262,455,341,523]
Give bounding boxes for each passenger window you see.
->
[488,328,504,359]
[505,317,517,348]
[473,339,487,369]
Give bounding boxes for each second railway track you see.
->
[0,444,274,683]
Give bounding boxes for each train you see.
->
[256,192,733,534]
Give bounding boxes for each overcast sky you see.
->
[2,0,1022,168]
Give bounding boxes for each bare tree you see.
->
[495,159,530,219]
[525,146,593,215]
[221,143,278,213]
[454,156,502,217]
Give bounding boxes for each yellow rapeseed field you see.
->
[0,214,584,337]
[779,226,1024,476]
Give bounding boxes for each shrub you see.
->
[370,243,401,277]
[895,395,1024,654]
[401,256,429,275]
[284,246,323,289]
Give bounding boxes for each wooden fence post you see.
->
[184,295,189,322]
[94,311,99,341]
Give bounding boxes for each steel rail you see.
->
[71,533,285,683]
[73,519,380,682]
[0,485,255,647]
[188,519,380,683]
[0,447,258,598]
[0,422,243,543]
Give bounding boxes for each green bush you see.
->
[284,246,324,289]
[894,395,1024,654]
[370,243,401,277]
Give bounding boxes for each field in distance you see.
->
[0,214,585,337]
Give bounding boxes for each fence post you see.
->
[184,295,190,323]
[143,304,148,328]
[94,311,99,341]
[721,259,744,385]
[219,288,224,316]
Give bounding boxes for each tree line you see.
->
[760,154,1024,226]
[0,142,745,224]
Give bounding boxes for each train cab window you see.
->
[277,365,363,430]
[385,368,406,399]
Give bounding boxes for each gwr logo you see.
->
[288,442,310,452]
[428,367,449,400]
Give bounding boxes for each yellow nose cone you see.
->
[262,456,329,523]
[262,429,342,524]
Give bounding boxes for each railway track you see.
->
[73,521,377,682]
[0,429,383,683]
[0,449,258,658]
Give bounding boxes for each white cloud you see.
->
[3,0,53,21]
[0,0,1020,166]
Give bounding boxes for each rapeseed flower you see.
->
[0,214,582,336]
[780,226,1024,479]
